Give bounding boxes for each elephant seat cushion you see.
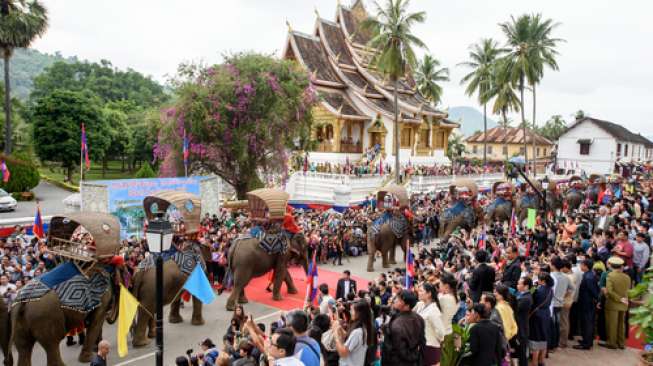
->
[137,249,206,276]
[13,269,111,313]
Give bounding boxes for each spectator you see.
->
[574,259,600,350]
[318,284,335,315]
[515,277,533,366]
[468,303,504,366]
[414,283,445,365]
[266,328,304,366]
[381,290,425,366]
[600,256,631,350]
[89,339,110,366]
[332,299,374,366]
[335,270,357,301]
[469,250,495,302]
[287,310,321,366]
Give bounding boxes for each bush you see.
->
[134,162,157,178]
[0,154,40,193]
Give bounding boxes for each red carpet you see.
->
[627,326,645,349]
[241,266,367,311]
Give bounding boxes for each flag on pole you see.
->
[117,284,140,357]
[477,227,486,250]
[183,128,190,169]
[345,155,350,174]
[305,252,319,306]
[510,208,517,235]
[81,123,90,170]
[33,204,44,239]
[182,265,216,304]
[303,154,309,175]
[0,161,9,183]
[527,208,536,229]
[405,246,415,289]
[379,156,384,175]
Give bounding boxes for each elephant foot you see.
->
[168,314,183,324]
[272,293,282,301]
[148,329,156,339]
[367,266,374,272]
[238,296,249,304]
[388,259,396,265]
[191,316,205,326]
[287,287,298,294]
[133,336,152,348]
[78,350,93,363]
[382,263,391,268]
[226,298,236,311]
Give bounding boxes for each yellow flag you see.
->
[117,284,139,357]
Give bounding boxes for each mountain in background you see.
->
[447,106,498,136]
[0,48,77,100]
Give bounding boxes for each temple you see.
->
[282,0,459,167]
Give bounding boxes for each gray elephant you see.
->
[438,179,481,241]
[564,176,585,212]
[515,181,542,223]
[484,181,514,223]
[0,298,11,366]
[366,185,411,272]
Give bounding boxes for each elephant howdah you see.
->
[370,212,409,239]
[137,247,206,275]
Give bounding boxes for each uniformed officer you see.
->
[600,256,631,349]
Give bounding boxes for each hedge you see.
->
[0,154,40,193]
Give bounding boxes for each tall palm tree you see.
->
[416,54,449,106]
[484,59,521,160]
[528,14,562,165]
[0,0,48,154]
[499,14,536,165]
[446,133,466,174]
[363,0,427,183]
[459,38,504,168]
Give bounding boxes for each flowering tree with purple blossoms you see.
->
[156,53,316,198]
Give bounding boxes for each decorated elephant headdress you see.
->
[143,191,202,236]
[568,175,585,190]
[449,178,478,205]
[492,181,513,199]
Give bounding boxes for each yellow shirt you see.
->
[496,301,518,340]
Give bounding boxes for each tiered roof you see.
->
[283,0,456,127]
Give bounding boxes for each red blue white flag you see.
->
[405,246,415,289]
[81,123,90,170]
[0,161,9,183]
[510,208,517,235]
[303,154,309,175]
[379,156,383,175]
[305,252,319,306]
[477,227,486,250]
[183,129,190,169]
[33,204,45,239]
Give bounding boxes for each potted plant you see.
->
[629,267,653,365]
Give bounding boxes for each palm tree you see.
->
[484,59,521,160]
[0,0,48,154]
[446,133,466,174]
[416,54,449,106]
[363,0,427,184]
[459,38,504,168]
[527,14,562,168]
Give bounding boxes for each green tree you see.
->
[0,153,39,192]
[537,114,567,141]
[160,53,316,198]
[574,109,587,121]
[0,0,48,154]
[415,54,449,106]
[102,106,131,177]
[363,0,427,183]
[32,90,111,182]
[484,59,521,158]
[459,38,505,167]
[446,134,466,174]
[134,161,156,178]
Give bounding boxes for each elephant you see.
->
[130,241,212,347]
[0,298,11,366]
[564,176,586,212]
[484,182,514,223]
[226,233,308,311]
[366,212,411,272]
[586,174,603,205]
[437,179,481,241]
[544,182,563,215]
[10,265,123,366]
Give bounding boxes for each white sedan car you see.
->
[0,189,17,211]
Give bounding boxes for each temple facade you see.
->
[283,0,458,167]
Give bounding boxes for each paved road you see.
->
[20,243,640,365]
[0,181,73,221]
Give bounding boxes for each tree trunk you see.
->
[235,182,249,200]
[393,79,400,184]
[121,155,125,172]
[102,157,107,178]
[3,51,11,155]
[483,102,487,168]
[520,76,527,166]
[502,109,508,160]
[532,83,537,175]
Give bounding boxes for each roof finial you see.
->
[286,20,292,32]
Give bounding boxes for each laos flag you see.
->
[0,160,9,183]
[33,205,45,239]
[182,128,189,168]
[405,247,415,289]
[477,228,486,250]
[305,253,319,306]
[81,123,90,170]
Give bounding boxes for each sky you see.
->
[32,0,653,136]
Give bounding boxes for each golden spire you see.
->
[286,20,292,32]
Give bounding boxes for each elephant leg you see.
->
[147,317,156,338]
[78,304,107,363]
[388,241,397,264]
[132,308,152,347]
[285,270,298,294]
[238,288,249,304]
[366,236,376,272]
[168,297,183,324]
[43,341,65,366]
[382,247,390,268]
[227,269,249,311]
[191,296,205,325]
[13,330,35,366]
[271,259,288,301]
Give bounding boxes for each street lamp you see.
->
[541,176,549,228]
[145,214,173,366]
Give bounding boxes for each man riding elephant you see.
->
[564,176,586,212]
[366,185,412,272]
[484,181,514,223]
[225,189,309,310]
[586,174,603,205]
[10,213,126,365]
[515,179,542,223]
[131,191,212,347]
[438,179,481,241]
[544,178,563,215]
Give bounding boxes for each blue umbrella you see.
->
[509,156,526,166]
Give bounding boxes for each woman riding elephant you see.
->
[131,191,212,347]
[564,176,585,212]
[438,179,481,241]
[225,189,309,311]
[484,181,514,223]
[10,213,125,365]
[366,185,412,272]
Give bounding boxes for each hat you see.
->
[200,338,216,348]
[607,256,624,266]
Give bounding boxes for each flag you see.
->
[527,208,536,229]
[303,154,308,175]
[405,246,415,289]
[477,227,486,250]
[379,156,383,175]
[183,265,216,304]
[510,208,517,235]
[345,156,350,174]
[117,284,139,357]
[183,128,190,169]
[33,205,44,239]
[305,252,319,306]
[81,123,90,170]
[0,161,9,183]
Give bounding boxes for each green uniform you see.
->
[604,270,631,348]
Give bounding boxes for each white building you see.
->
[556,117,653,175]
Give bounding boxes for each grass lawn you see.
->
[39,160,137,187]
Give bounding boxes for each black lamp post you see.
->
[145,215,173,366]
[542,176,549,228]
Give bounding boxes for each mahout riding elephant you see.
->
[544,178,563,214]
[484,181,514,223]
[366,185,412,272]
[227,233,308,310]
[0,297,12,366]
[10,212,124,366]
[564,176,585,211]
[438,179,481,241]
[515,179,542,223]
[130,240,211,347]
[586,174,603,205]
